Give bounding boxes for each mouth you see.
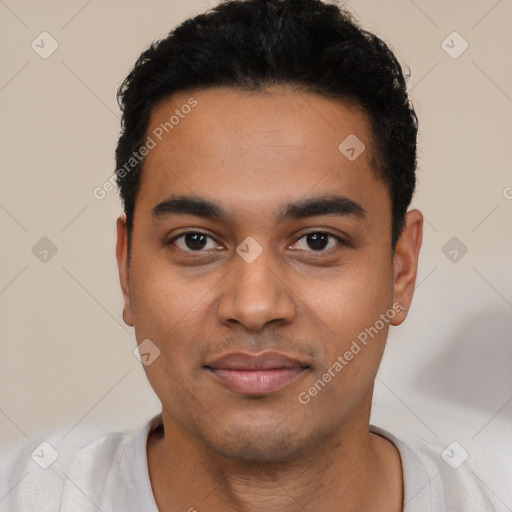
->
[204,351,310,396]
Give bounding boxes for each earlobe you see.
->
[116,214,134,327]
[391,209,423,326]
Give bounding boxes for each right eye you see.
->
[168,231,223,252]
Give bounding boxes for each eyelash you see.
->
[167,230,347,253]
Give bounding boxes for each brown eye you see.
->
[290,232,344,252]
[170,232,219,252]
[305,233,329,250]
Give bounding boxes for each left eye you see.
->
[289,232,343,252]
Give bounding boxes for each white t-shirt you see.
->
[0,413,497,511]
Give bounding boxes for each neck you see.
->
[147,407,403,512]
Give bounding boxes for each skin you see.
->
[116,87,423,512]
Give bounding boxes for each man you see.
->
[0,0,494,510]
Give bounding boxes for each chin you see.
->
[209,435,297,463]
[200,421,319,464]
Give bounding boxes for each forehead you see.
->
[136,87,388,222]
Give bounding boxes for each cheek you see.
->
[130,252,196,334]
[300,257,394,390]
[309,259,393,333]
[128,265,209,388]
[133,282,205,407]
[301,275,393,411]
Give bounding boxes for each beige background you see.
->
[1,0,511,506]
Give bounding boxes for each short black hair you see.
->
[115,0,417,255]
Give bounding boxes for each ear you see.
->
[390,209,423,326]
[116,214,134,326]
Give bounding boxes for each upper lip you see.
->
[205,351,309,371]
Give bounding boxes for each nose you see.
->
[216,243,296,331]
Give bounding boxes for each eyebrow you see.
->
[151,194,366,224]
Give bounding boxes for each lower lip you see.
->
[207,368,307,395]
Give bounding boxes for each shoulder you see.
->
[0,422,135,512]
[370,425,498,512]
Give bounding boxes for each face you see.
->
[116,87,422,462]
